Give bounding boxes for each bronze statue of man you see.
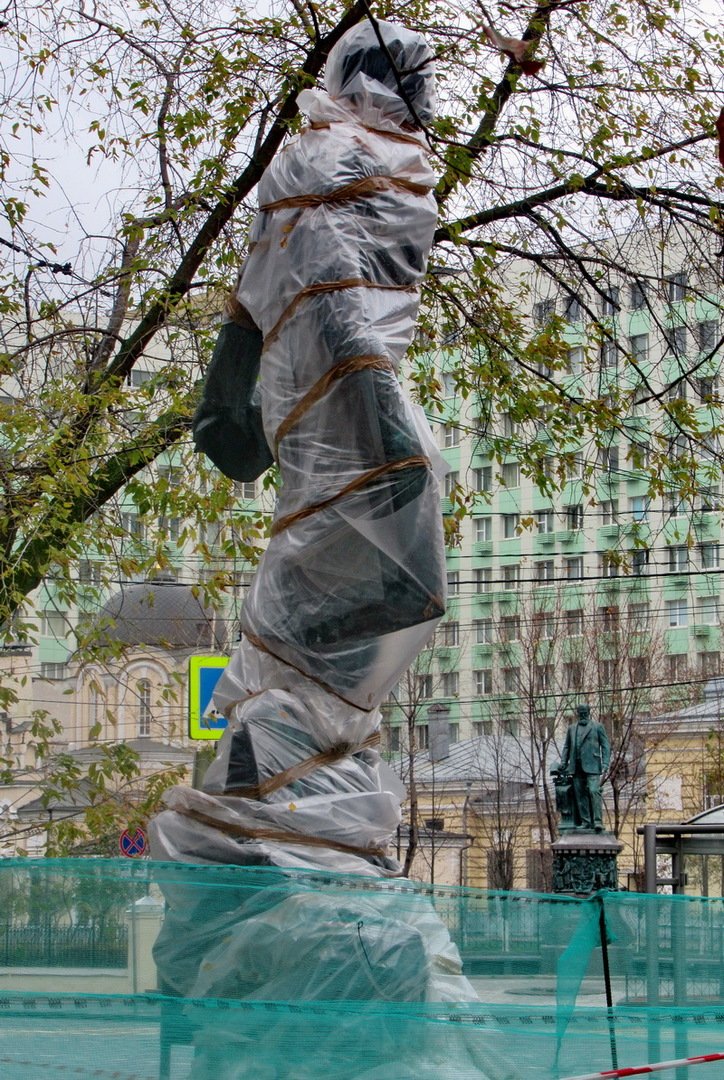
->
[558,704,610,832]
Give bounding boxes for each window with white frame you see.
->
[601,286,620,315]
[441,671,459,697]
[535,560,555,585]
[533,298,556,324]
[40,662,67,680]
[474,668,493,695]
[416,724,429,749]
[666,271,687,302]
[564,662,583,690]
[566,504,584,530]
[138,679,152,737]
[441,621,459,646]
[502,413,517,438]
[628,602,650,629]
[501,461,520,488]
[600,500,618,525]
[567,346,584,374]
[416,674,433,698]
[666,599,688,627]
[700,652,721,677]
[629,280,647,309]
[667,653,688,681]
[696,597,720,626]
[629,333,649,361]
[630,496,649,522]
[601,341,617,368]
[566,454,584,481]
[600,553,619,578]
[473,719,493,736]
[121,512,145,540]
[503,564,520,589]
[78,560,102,586]
[446,571,459,595]
[503,514,519,539]
[235,480,256,500]
[666,324,687,356]
[158,515,181,542]
[698,376,719,402]
[500,616,520,641]
[601,605,620,631]
[474,567,493,593]
[698,320,719,353]
[566,609,584,636]
[475,517,492,543]
[474,465,493,491]
[535,665,553,691]
[533,611,554,638]
[443,423,459,448]
[502,667,519,692]
[128,368,154,387]
[599,445,619,472]
[444,471,459,498]
[442,371,456,397]
[537,510,555,533]
[564,294,583,321]
[700,543,720,570]
[668,546,689,573]
[41,610,67,639]
[564,556,584,580]
[632,548,650,576]
[629,657,649,684]
[475,618,493,644]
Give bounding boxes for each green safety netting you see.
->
[0,858,722,1079]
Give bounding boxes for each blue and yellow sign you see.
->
[188,655,230,740]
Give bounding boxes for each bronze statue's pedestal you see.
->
[551,831,623,895]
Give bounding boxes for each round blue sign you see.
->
[119,827,147,858]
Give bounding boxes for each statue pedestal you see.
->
[551,831,623,895]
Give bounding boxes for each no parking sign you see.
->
[119,827,147,858]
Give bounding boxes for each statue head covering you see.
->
[325,20,435,129]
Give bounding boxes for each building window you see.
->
[503,514,520,539]
[563,294,583,321]
[629,333,649,361]
[138,679,152,737]
[443,423,459,448]
[629,280,647,309]
[383,724,401,753]
[128,368,154,387]
[700,543,720,570]
[666,271,688,302]
[40,662,67,680]
[667,654,687,681]
[535,560,555,585]
[698,320,719,353]
[533,298,556,324]
[78,560,102,586]
[535,665,553,691]
[235,480,256,500]
[564,662,583,690]
[630,496,649,522]
[440,671,459,697]
[444,471,459,498]
[501,461,520,488]
[632,548,650,576]
[121,512,146,540]
[475,618,494,644]
[474,568,493,594]
[600,553,619,578]
[473,719,493,736]
[446,571,459,596]
[441,621,459,646]
[474,465,493,492]
[629,657,649,684]
[698,376,719,402]
[598,446,619,472]
[501,616,521,642]
[566,609,584,636]
[158,515,181,542]
[666,325,687,356]
[666,599,688,627]
[449,723,459,745]
[533,612,554,638]
[668,546,689,573]
[564,556,584,581]
[601,500,619,525]
[502,667,519,693]
[566,504,584,530]
[700,652,721,677]
[696,598,720,626]
[441,371,456,397]
[41,610,67,639]
[474,668,493,695]
[601,606,620,631]
[628,602,650,629]
[537,510,555,534]
[601,341,617,369]
[502,413,518,439]
[416,674,433,699]
[503,564,520,589]
[416,724,429,750]
[601,286,620,315]
[475,517,492,543]
[567,346,584,374]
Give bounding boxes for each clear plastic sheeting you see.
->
[151,21,446,881]
[2,861,724,1079]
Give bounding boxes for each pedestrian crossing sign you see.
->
[188,655,230,740]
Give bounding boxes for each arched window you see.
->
[137,679,152,738]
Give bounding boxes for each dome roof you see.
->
[95,580,226,650]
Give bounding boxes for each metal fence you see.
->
[0,922,128,968]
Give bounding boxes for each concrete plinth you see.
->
[551,831,623,895]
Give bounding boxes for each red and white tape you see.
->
[561,1051,724,1080]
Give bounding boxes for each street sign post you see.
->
[188,655,230,740]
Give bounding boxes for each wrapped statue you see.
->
[149,27,522,1078]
